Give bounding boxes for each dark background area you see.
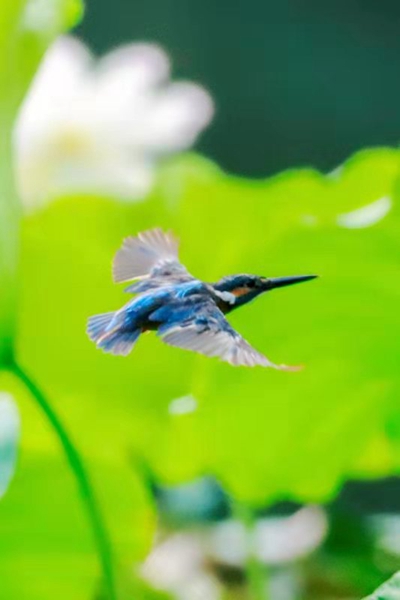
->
[78,0,400,178]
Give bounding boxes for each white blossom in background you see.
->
[141,507,328,599]
[370,514,400,556]
[204,506,328,567]
[14,36,214,210]
[141,533,221,600]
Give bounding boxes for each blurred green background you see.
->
[3,2,400,600]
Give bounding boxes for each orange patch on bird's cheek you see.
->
[232,287,251,297]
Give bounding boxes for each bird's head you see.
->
[213,273,317,309]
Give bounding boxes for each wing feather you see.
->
[157,296,297,369]
[113,228,192,284]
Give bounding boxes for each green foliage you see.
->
[17,147,400,509]
[0,371,155,600]
[0,1,141,599]
[364,571,400,599]
[4,146,399,597]
[1,3,400,598]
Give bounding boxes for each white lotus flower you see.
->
[14,36,214,210]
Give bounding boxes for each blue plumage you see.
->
[87,228,317,368]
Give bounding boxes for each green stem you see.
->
[12,362,117,600]
[232,502,268,600]
[246,554,268,600]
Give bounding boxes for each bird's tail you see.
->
[87,311,140,356]
[87,312,115,342]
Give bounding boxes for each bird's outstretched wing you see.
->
[150,295,297,369]
[113,228,193,290]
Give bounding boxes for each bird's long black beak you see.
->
[263,274,318,290]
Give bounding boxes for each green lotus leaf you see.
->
[17,148,400,509]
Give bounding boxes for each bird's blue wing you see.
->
[150,295,291,369]
[112,228,194,289]
[123,276,190,295]
[87,286,176,356]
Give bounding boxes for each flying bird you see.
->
[87,228,317,369]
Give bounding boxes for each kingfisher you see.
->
[87,228,317,369]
